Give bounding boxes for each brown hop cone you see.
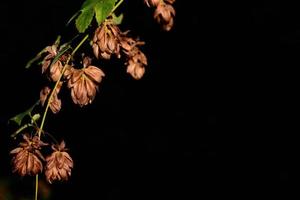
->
[144,0,161,7]
[68,58,105,106]
[45,141,73,183]
[39,82,63,114]
[42,44,69,82]
[119,35,147,80]
[154,3,176,31]
[126,49,147,80]
[63,65,75,80]
[10,134,47,176]
[42,44,58,73]
[49,60,63,82]
[92,22,121,59]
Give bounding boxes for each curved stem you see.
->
[37,34,88,138]
[34,34,89,200]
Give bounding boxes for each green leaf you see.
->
[75,0,117,33]
[81,0,99,9]
[112,13,123,25]
[94,0,116,25]
[31,114,41,123]
[9,101,39,126]
[75,7,95,33]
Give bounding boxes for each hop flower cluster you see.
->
[144,0,176,31]
[9,0,177,191]
[10,134,73,184]
[39,19,149,114]
[92,20,148,80]
[40,47,105,112]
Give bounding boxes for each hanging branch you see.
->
[7,0,176,200]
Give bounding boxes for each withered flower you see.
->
[49,60,63,82]
[120,35,147,80]
[92,21,121,59]
[45,141,73,183]
[63,64,75,80]
[10,134,47,176]
[126,49,147,80]
[153,2,176,31]
[68,57,105,106]
[42,45,58,73]
[42,44,69,82]
[39,82,63,114]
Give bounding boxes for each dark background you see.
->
[0,0,295,199]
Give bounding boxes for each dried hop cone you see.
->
[45,141,73,183]
[126,49,147,80]
[40,82,63,114]
[154,2,176,31]
[10,134,47,176]
[42,44,66,82]
[120,35,147,80]
[42,44,58,73]
[92,22,121,59]
[68,57,105,106]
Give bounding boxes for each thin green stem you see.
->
[110,0,124,15]
[37,34,88,139]
[71,34,89,56]
[34,34,89,200]
[35,175,38,200]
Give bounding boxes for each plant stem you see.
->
[34,34,89,200]
[37,34,88,138]
[110,0,124,15]
[35,175,38,200]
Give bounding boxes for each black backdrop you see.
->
[0,0,296,199]
[0,0,217,199]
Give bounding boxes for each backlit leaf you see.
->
[75,0,117,33]
[112,13,123,25]
[9,101,39,126]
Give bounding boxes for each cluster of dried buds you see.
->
[144,0,176,31]
[10,134,73,183]
[9,0,177,189]
[92,20,147,79]
[40,45,105,113]
[40,19,147,114]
